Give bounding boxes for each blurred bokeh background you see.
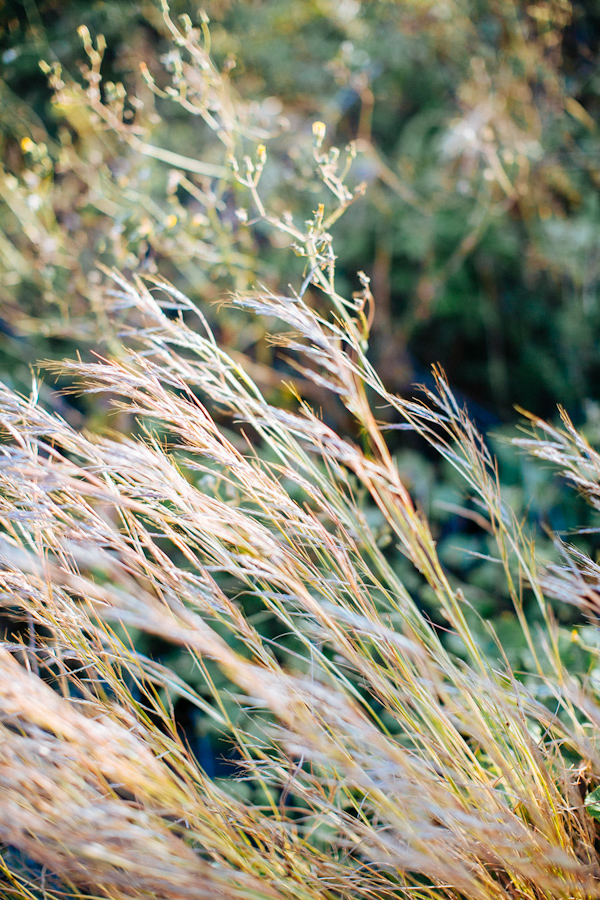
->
[2,0,600,416]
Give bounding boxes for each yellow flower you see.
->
[312,120,326,147]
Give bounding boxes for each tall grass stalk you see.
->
[0,256,600,898]
[2,6,600,899]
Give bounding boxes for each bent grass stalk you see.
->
[0,262,599,898]
[1,6,600,899]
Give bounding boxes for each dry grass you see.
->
[1,5,600,898]
[0,258,600,899]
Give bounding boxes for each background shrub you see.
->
[2,0,600,414]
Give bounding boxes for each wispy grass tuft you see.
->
[1,6,600,898]
[1,257,600,899]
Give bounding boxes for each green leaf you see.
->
[585,787,600,820]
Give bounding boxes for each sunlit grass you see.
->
[1,4,600,898]
[1,255,600,898]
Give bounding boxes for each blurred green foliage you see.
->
[1,0,600,417]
